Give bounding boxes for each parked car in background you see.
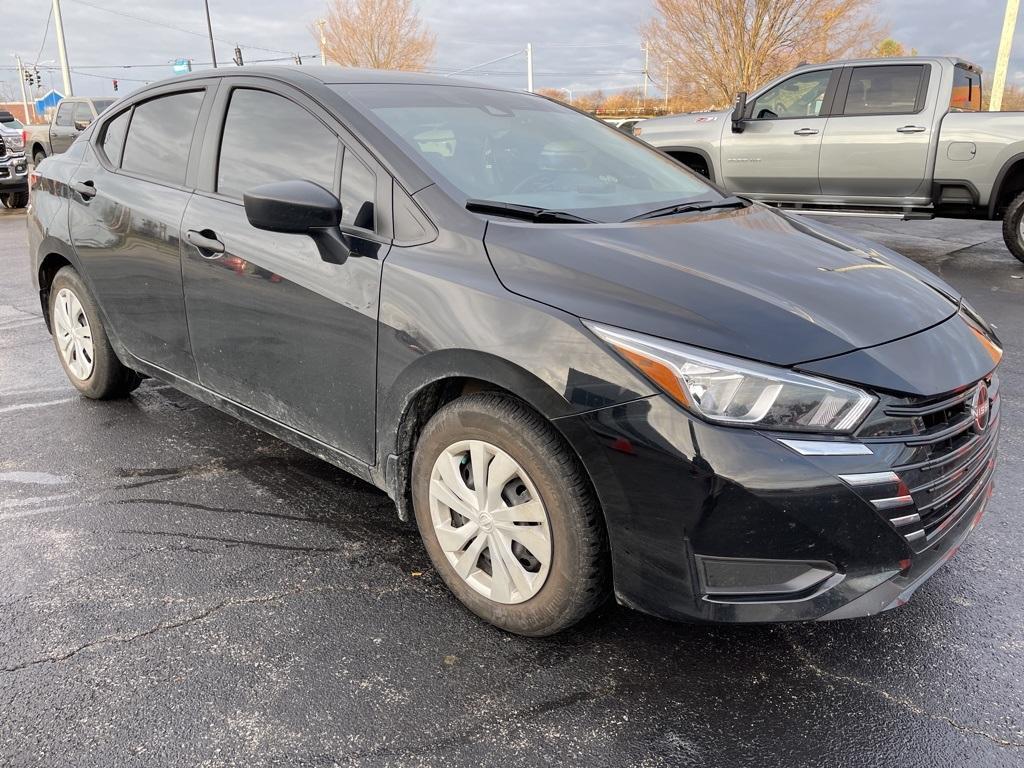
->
[28,67,1002,635]
[25,96,116,165]
[0,111,28,209]
[636,57,1024,263]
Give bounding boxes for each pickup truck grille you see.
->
[0,135,6,157]
[842,375,1000,553]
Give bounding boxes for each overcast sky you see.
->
[1,0,1022,104]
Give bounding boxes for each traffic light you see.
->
[293,53,303,66]
[33,68,39,87]
[112,79,118,92]
[233,46,243,66]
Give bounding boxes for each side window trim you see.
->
[747,69,840,121]
[832,63,932,118]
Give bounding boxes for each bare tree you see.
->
[643,0,884,109]
[315,0,435,71]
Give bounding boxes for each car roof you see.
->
[792,56,982,75]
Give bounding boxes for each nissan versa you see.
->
[27,68,1002,636]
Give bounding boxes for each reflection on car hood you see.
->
[483,205,961,367]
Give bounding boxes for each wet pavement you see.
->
[1,206,1022,767]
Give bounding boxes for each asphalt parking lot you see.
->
[1,206,1022,768]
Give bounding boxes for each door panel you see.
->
[180,194,386,461]
[819,64,936,198]
[68,160,197,377]
[720,68,837,196]
[720,118,828,195]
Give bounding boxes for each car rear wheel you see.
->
[48,266,141,399]
[412,393,609,636]
[33,149,46,166]
[1001,190,1024,264]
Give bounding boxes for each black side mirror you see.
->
[243,180,351,264]
[731,92,747,133]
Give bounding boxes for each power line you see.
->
[34,5,54,66]
[65,0,296,55]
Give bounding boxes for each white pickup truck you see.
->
[635,57,1024,263]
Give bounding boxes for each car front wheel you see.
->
[48,266,141,399]
[412,393,609,636]
[1001,190,1024,264]
[1,190,29,209]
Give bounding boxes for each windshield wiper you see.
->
[625,196,750,222]
[466,199,595,224]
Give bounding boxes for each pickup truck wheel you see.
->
[48,266,141,399]
[411,393,610,636]
[2,190,29,209]
[1001,190,1024,264]
[33,149,46,166]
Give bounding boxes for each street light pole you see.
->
[204,0,218,68]
[991,0,1020,111]
[51,0,73,96]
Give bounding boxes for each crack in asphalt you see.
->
[788,635,1024,749]
[0,584,336,674]
[110,497,317,523]
[117,528,348,553]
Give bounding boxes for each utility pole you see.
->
[642,42,649,102]
[52,0,73,96]
[14,55,32,125]
[204,0,218,68]
[317,19,328,66]
[991,0,1020,111]
[526,43,534,93]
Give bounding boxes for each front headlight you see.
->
[586,322,876,433]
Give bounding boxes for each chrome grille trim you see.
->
[837,471,898,486]
[890,513,922,527]
[778,440,873,456]
[872,495,914,511]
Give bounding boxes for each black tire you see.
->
[412,393,609,636]
[2,190,29,209]
[48,266,141,399]
[1001,190,1024,264]
[33,149,46,166]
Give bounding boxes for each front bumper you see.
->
[557,367,1000,625]
[0,153,29,192]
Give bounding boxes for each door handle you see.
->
[72,180,96,200]
[186,229,226,258]
[793,128,820,136]
[897,125,927,134]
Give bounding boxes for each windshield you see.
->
[1,118,23,129]
[340,84,718,222]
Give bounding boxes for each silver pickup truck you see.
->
[24,96,116,166]
[636,57,1024,263]
[0,111,29,209]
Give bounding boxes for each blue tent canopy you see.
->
[34,89,64,117]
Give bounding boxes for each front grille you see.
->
[0,135,6,157]
[840,375,1000,553]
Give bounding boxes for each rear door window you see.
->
[841,65,926,115]
[120,90,205,186]
[73,101,93,128]
[951,66,982,112]
[216,88,340,200]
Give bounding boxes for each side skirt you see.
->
[123,353,382,493]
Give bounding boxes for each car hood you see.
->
[483,204,961,367]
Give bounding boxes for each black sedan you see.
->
[26,67,1002,635]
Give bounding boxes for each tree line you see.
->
[314,0,1018,116]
